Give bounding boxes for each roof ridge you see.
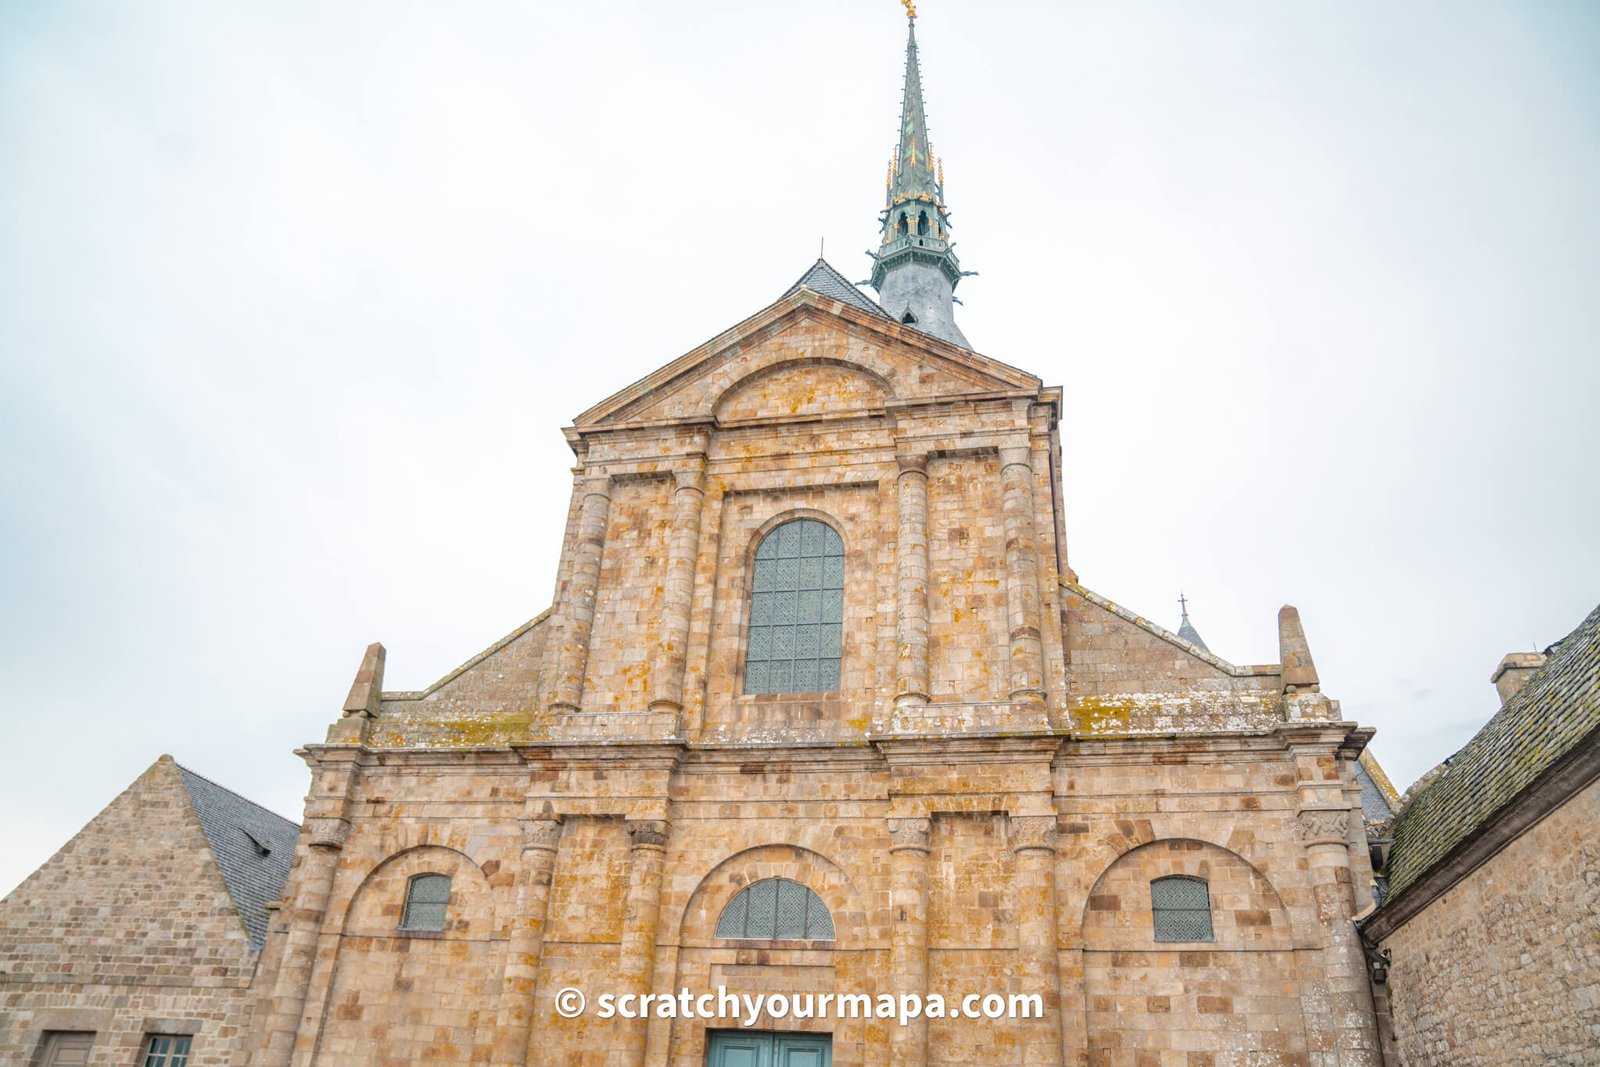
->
[175,761,300,832]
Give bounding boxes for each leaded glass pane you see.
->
[715,892,748,938]
[775,880,807,938]
[716,879,836,941]
[743,519,845,695]
[807,894,836,939]
[791,660,818,692]
[1151,877,1214,942]
[402,874,451,930]
[747,879,778,935]
[768,661,792,691]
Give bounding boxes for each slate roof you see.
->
[1384,602,1600,902]
[1176,615,1209,652]
[1354,761,1393,823]
[784,259,893,320]
[177,764,300,948]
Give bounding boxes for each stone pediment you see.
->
[572,285,1041,430]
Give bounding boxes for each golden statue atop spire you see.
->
[901,0,916,20]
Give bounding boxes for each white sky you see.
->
[2,1,1597,897]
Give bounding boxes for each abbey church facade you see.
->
[3,13,1416,1067]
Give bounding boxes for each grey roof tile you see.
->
[1384,601,1600,901]
[1354,761,1393,823]
[784,259,892,320]
[177,765,300,948]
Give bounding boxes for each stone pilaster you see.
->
[549,473,612,713]
[1010,815,1064,1066]
[1296,805,1381,1067]
[999,444,1045,702]
[894,452,931,708]
[888,816,932,1067]
[255,814,349,1067]
[648,459,706,716]
[616,818,670,1066]
[490,817,564,1067]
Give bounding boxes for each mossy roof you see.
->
[1385,601,1600,902]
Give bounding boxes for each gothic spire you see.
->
[869,6,970,349]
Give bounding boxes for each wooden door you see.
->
[705,1029,831,1067]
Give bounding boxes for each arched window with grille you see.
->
[744,518,844,695]
[715,878,836,941]
[1151,875,1214,942]
[400,873,452,931]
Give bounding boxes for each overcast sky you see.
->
[2,1,1597,896]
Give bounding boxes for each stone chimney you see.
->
[1490,651,1546,705]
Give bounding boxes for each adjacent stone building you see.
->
[1363,603,1600,1066]
[0,756,298,1066]
[241,15,1397,1067]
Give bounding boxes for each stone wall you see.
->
[1377,779,1600,1066]
[0,758,261,1066]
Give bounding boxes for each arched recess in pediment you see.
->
[713,357,892,423]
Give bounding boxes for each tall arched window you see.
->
[744,519,844,695]
[715,878,836,940]
[1151,876,1214,942]
[401,873,451,931]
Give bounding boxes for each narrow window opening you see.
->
[917,211,930,235]
[1151,875,1214,942]
[401,872,452,931]
[901,311,917,324]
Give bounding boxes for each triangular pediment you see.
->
[574,276,1041,430]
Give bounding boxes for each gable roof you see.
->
[783,258,892,320]
[572,260,1042,430]
[1384,601,1600,902]
[177,763,300,948]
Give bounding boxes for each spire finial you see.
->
[1179,592,1190,620]
[901,0,917,19]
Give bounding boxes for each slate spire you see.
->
[870,7,970,349]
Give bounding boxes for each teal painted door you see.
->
[705,1030,831,1067]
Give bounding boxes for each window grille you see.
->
[715,878,836,940]
[1151,876,1214,942]
[401,873,452,931]
[744,519,844,695]
[142,1035,192,1067]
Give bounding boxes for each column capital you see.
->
[672,458,707,493]
[581,472,614,499]
[1295,807,1350,846]
[1009,814,1057,855]
[895,451,929,476]
[626,818,671,850]
[305,816,350,852]
[522,816,564,853]
[888,816,932,853]
[998,443,1033,470]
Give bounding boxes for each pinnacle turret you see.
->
[869,11,970,349]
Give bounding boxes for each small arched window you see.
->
[744,519,844,695]
[917,211,930,236]
[1151,876,1213,942]
[716,878,835,940]
[896,213,908,236]
[401,873,451,931]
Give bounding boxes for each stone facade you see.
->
[243,285,1388,1067]
[1375,781,1599,1065]
[1364,602,1600,1067]
[0,757,291,1066]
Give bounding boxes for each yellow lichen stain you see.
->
[1074,696,1133,738]
[844,714,871,735]
[378,709,536,749]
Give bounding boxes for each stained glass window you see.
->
[745,519,844,695]
[1151,876,1214,942]
[715,878,836,940]
[401,873,451,931]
